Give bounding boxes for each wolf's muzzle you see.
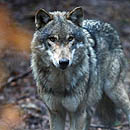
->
[59,58,69,70]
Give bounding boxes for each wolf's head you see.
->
[31,7,89,70]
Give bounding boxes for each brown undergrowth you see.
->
[0,4,32,86]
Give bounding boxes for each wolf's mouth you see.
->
[59,58,69,70]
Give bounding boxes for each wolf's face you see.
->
[32,7,87,70]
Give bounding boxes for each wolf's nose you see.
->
[59,58,69,70]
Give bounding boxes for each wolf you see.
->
[31,7,130,130]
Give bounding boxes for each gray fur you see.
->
[31,7,129,130]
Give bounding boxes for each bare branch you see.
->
[0,68,32,90]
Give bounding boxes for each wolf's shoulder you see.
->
[82,19,116,35]
[82,19,121,50]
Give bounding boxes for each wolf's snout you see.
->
[59,58,69,70]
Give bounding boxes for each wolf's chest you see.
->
[39,66,88,112]
[42,93,81,112]
[44,69,78,92]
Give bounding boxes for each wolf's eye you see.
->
[48,36,57,42]
[68,36,74,42]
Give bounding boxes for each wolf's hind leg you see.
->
[105,82,130,123]
[104,58,130,125]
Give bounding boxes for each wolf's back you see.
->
[83,20,122,51]
[83,19,128,125]
[83,19,127,78]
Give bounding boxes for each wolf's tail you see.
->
[96,93,122,126]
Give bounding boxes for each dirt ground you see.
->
[0,0,130,130]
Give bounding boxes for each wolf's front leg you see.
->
[49,110,66,130]
[69,110,90,130]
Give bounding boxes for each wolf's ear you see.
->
[66,7,84,26]
[35,9,53,29]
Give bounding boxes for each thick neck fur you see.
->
[31,49,90,96]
